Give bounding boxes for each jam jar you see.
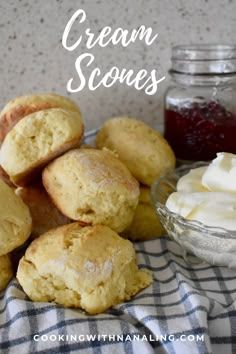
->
[164,44,236,161]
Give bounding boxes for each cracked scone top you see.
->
[42,148,140,233]
[0,179,32,256]
[0,108,84,186]
[17,223,153,314]
[0,93,82,143]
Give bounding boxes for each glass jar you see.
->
[164,44,236,161]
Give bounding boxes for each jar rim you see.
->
[171,44,236,74]
[172,44,236,61]
[169,70,236,86]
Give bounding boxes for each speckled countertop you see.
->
[0,0,235,131]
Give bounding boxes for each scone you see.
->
[96,117,176,186]
[0,254,14,291]
[0,93,82,143]
[0,164,14,187]
[0,108,84,186]
[122,186,165,241]
[42,148,140,233]
[17,223,152,314]
[16,182,71,239]
[0,180,32,256]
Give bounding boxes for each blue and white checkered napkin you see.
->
[1,237,236,354]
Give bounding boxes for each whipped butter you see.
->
[166,152,236,230]
[177,166,208,192]
[201,152,236,192]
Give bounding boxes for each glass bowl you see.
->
[150,162,236,268]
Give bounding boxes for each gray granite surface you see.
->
[0,0,235,131]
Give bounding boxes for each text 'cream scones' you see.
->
[16,182,71,239]
[0,93,82,143]
[96,117,176,186]
[17,223,152,314]
[0,180,32,256]
[42,148,140,233]
[122,186,165,241]
[0,108,84,186]
[0,254,14,291]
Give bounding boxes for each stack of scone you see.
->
[0,93,84,291]
[0,93,175,314]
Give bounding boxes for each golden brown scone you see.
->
[15,182,71,239]
[0,108,84,186]
[0,93,82,143]
[17,223,152,314]
[96,117,176,186]
[0,254,14,291]
[42,148,140,233]
[0,180,32,256]
[122,186,165,241]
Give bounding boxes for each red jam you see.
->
[164,100,236,161]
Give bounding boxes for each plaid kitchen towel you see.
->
[1,237,236,354]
